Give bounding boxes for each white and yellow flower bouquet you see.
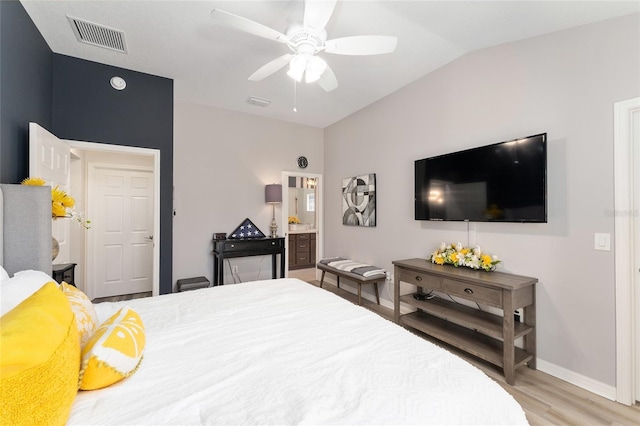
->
[429,242,500,272]
[22,177,91,229]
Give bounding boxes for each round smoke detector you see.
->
[110,76,126,90]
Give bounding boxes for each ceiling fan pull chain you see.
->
[293,80,298,113]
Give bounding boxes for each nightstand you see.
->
[52,263,77,287]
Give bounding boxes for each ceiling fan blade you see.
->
[248,54,293,81]
[325,35,397,55]
[317,64,338,92]
[211,9,288,43]
[303,0,337,32]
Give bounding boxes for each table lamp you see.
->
[265,184,282,238]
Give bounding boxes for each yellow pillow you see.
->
[79,306,145,390]
[60,282,98,348]
[0,281,80,426]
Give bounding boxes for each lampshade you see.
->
[265,184,282,204]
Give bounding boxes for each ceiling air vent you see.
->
[246,97,271,107]
[67,16,128,53]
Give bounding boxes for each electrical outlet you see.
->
[386,271,393,282]
[514,308,523,322]
[232,265,238,274]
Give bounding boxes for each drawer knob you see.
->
[464,288,474,294]
[415,276,423,281]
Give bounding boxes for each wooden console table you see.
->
[212,237,285,286]
[393,258,537,385]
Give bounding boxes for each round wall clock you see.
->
[297,156,309,169]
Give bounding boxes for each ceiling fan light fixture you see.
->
[211,2,396,93]
[287,54,307,82]
[305,56,327,83]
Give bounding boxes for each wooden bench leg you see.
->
[374,282,380,305]
[320,270,325,288]
[357,283,362,306]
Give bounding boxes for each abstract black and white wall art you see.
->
[342,173,376,227]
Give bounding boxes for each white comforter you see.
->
[70,278,528,425]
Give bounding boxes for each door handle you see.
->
[144,235,153,242]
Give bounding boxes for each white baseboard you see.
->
[536,359,617,401]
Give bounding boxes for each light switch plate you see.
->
[594,233,611,251]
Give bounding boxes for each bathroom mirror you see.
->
[287,176,316,231]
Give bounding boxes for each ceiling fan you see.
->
[211,0,397,92]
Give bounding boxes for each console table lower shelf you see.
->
[393,258,537,385]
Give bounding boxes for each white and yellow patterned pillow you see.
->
[60,282,98,348]
[79,306,145,390]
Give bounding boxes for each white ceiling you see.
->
[21,1,640,128]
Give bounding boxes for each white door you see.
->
[29,122,72,263]
[89,164,154,298]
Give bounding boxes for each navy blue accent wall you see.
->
[0,2,174,294]
[0,0,53,183]
[52,54,174,294]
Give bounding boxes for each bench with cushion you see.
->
[317,258,386,306]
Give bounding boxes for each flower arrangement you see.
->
[288,216,301,224]
[429,242,500,272]
[22,177,91,229]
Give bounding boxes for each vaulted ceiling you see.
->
[21,1,640,128]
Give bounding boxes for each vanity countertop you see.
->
[287,229,317,235]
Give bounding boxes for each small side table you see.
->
[52,263,77,287]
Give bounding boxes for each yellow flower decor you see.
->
[288,216,301,224]
[429,242,501,272]
[21,177,91,229]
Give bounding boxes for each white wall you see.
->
[324,14,640,390]
[173,101,324,289]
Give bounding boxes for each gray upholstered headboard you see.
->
[0,184,52,276]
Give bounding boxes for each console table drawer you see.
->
[221,240,280,252]
[399,269,441,289]
[442,278,502,307]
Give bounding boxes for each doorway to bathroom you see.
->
[281,171,322,282]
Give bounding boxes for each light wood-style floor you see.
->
[311,280,640,426]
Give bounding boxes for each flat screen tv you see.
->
[415,133,547,223]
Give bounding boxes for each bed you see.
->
[0,184,528,425]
